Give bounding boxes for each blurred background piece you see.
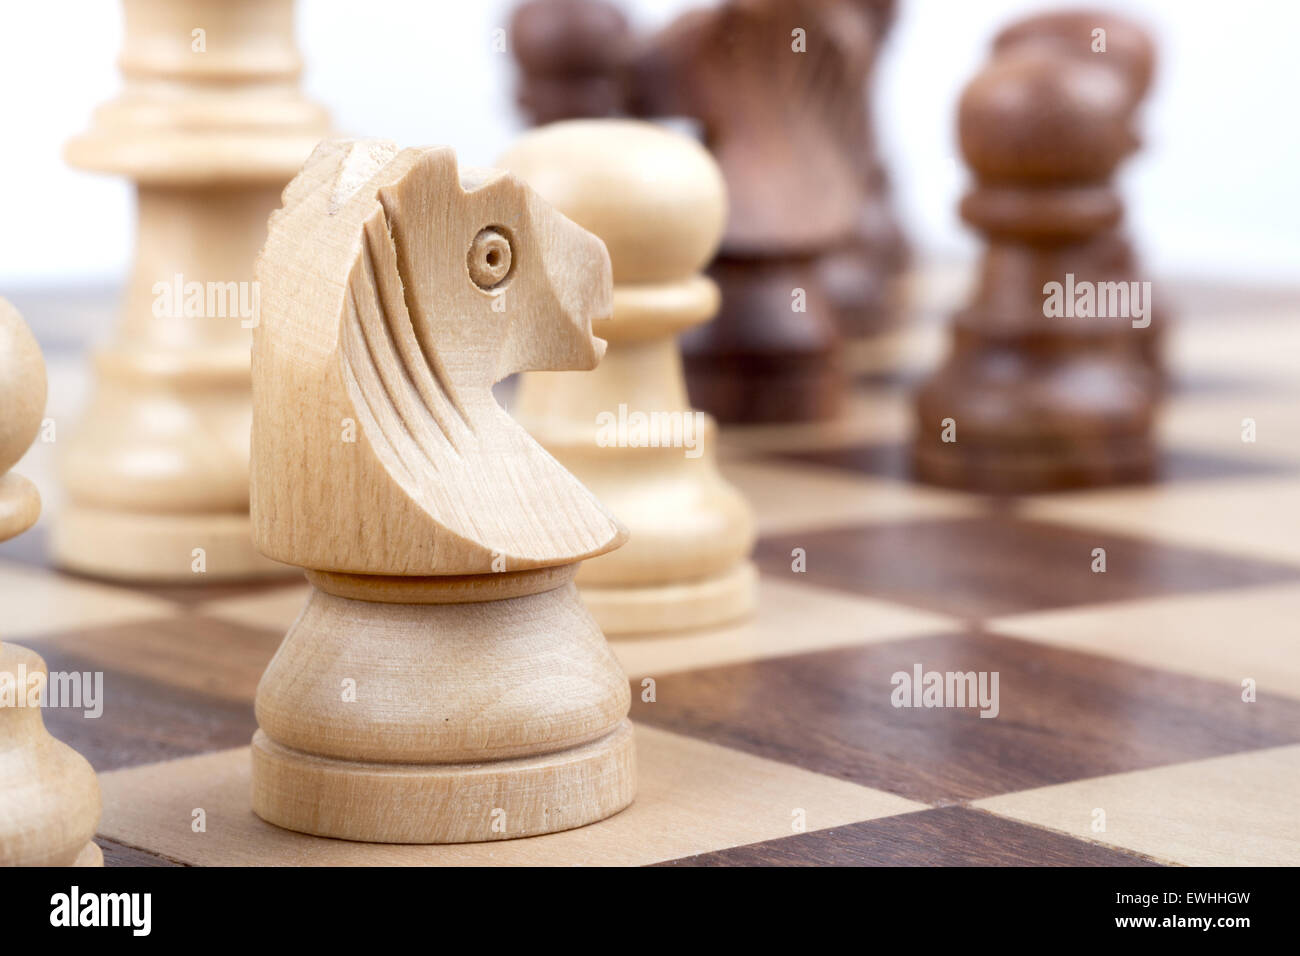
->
[912,13,1162,492]
[0,300,102,868]
[51,0,327,581]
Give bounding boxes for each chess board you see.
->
[4,267,1298,867]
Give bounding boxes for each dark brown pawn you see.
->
[993,9,1155,104]
[510,0,631,123]
[912,47,1160,493]
[993,9,1166,374]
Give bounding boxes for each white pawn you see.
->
[499,120,757,635]
[0,300,102,867]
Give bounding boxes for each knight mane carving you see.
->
[251,139,626,575]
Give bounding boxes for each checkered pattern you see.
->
[3,272,1297,866]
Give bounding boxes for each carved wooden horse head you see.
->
[253,140,625,575]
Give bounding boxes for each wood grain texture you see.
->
[97,838,183,868]
[611,576,955,679]
[501,120,757,633]
[631,631,1300,804]
[251,720,636,844]
[753,514,1300,619]
[26,614,280,704]
[975,745,1300,866]
[991,582,1300,700]
[658,807,1163,866]
[252,139,622,573]
[255,585,629,764]
[9,266,1297,866]
[98,727,924,866]
[36,643,259,774]
[248,139,634,842]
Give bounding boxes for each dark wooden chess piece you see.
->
[510,0,631,123]
[992,8,1165,373]
[912,45,1160,492]
[632,0,864,422]
[993,9,1155,105]
[509,0,910,422]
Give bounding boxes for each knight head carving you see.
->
[252,139,624,575]
[378,149,612,388]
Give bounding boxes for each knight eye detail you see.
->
[467,226,513,290]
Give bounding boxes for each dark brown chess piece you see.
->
[509,0,910,422]
[635,0,869,422]
[993,9,1155,103]
[510,0,631,123]
[992,9,1166,373]
[912,45,1160,492]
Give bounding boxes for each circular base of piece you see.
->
[583,561,758,637]
[251,721,636,844]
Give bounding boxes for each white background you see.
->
[0,0,1296,290]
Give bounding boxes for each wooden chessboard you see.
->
[4,268,1298,867]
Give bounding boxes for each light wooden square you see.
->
[975,745,1300,866]
[98,725,925,866]
[990,583,1300,700]
[1160,392,1300,465]
[722,458,980,536]
[613,576,957,677]
[1018,476,1300,568]
[0,559,176,640]
[196,583,311,634]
